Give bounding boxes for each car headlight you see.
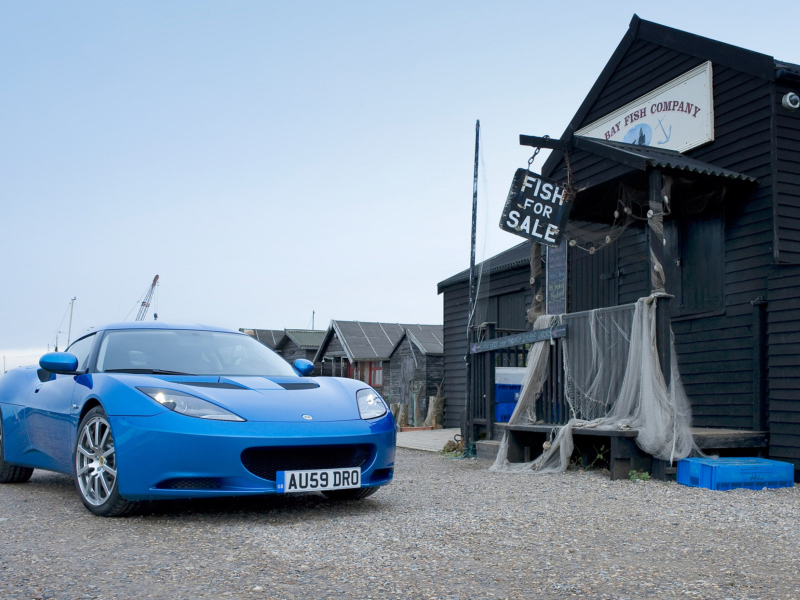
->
[357,389,387,420]
[137,387,246,422]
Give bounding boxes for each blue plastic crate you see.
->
[677,457,794,491]
[494,402,517,422]
[495,383,521,405]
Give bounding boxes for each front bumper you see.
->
[110,411,396,500]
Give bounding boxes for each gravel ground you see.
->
[0,448,798,600]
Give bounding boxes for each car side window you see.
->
[66,334,96,371]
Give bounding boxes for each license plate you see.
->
[276,468,361,494]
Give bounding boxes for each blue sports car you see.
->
[0,323,395,516]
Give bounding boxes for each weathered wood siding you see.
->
[319,336,347,376]
[279,340,322,375]
[769,79,800,471]
[775,80,800,263]
[440,265,531,428]
[767,267,800,471]
[385,337,428,416]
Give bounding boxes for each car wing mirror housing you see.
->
[293,359,315,377]
[39,352,79,374]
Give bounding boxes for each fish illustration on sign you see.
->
[623,123,652,146]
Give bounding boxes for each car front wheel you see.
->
[74,407,138,517]
[0,414,34,484]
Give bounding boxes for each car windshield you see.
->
[96,329,297,377]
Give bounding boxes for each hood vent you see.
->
[180,381,247,390]
[276,382,320,390]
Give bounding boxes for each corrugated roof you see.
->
[390,325,444,357]
[282,329,326,349]
[240,329,285,349]
[437,241,531,292]
[315,321,441,362]
[580,138,758,183]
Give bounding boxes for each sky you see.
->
[2,0,799,370]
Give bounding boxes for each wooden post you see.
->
[485,323,496,440]
[649,169,672,385]
[752,299,768,431]
[464,328,475,446]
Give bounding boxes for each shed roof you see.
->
[239,329,285,349]
[314,321,442,362]
[276,329,327,351]
[573,138,758,184]
[437,241,531,293]
[389,326,444,358]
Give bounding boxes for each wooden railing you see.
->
[467,323,567,442]
[465,299,672,446]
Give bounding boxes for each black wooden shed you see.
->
[239,329,285,351]
[439,15,800,476]
[274,329,326,375]
[384,327,444,424]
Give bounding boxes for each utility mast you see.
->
[136,275,159,321]
[66,297,77,346]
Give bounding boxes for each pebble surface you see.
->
[0,449,798,600]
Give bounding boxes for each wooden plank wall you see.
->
[440,266,531,428]
[770,80,800,471]
[775,81,800,263]
[677,62,773,429]
[548,41,774,430]
[767,267,800,471]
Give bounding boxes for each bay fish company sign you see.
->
[499,168,573,247]
[575,61,714,153]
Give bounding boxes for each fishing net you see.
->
[490,294,698,474]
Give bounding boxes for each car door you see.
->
[24,333,96,473]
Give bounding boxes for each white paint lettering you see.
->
[552,186,565,205]
[506,211,520,228]
[540,183,553,201]
[533,202,543,215]
[542,205,552,218]
[544,224,559,243]
[520,215,531,233]
[532,218,543,238]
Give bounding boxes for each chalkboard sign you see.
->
[546,240,568,315]
[499,168,574,248]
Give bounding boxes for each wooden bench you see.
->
[499,423,768,480]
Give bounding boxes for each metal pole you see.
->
[464,120,480,446]
[469,120,480,323]
[66,297,76,347]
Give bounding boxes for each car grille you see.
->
[241,445,374,481]
[156,477,222,490]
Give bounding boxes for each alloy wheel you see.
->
[75,415,117,506]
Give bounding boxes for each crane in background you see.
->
[136,275,159,321]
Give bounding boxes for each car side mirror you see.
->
[39,352,79,374]
[293,359,315,377]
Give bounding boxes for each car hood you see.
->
[136,375,364,422]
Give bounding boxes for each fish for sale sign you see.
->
[499,168,573,247]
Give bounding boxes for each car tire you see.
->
[322,486,379,501]
[0,415,34,484]
[74,407,138,517]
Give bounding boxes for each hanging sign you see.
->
[546,240,568,315]
[499,168,573,248]
[575,61,714,153]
